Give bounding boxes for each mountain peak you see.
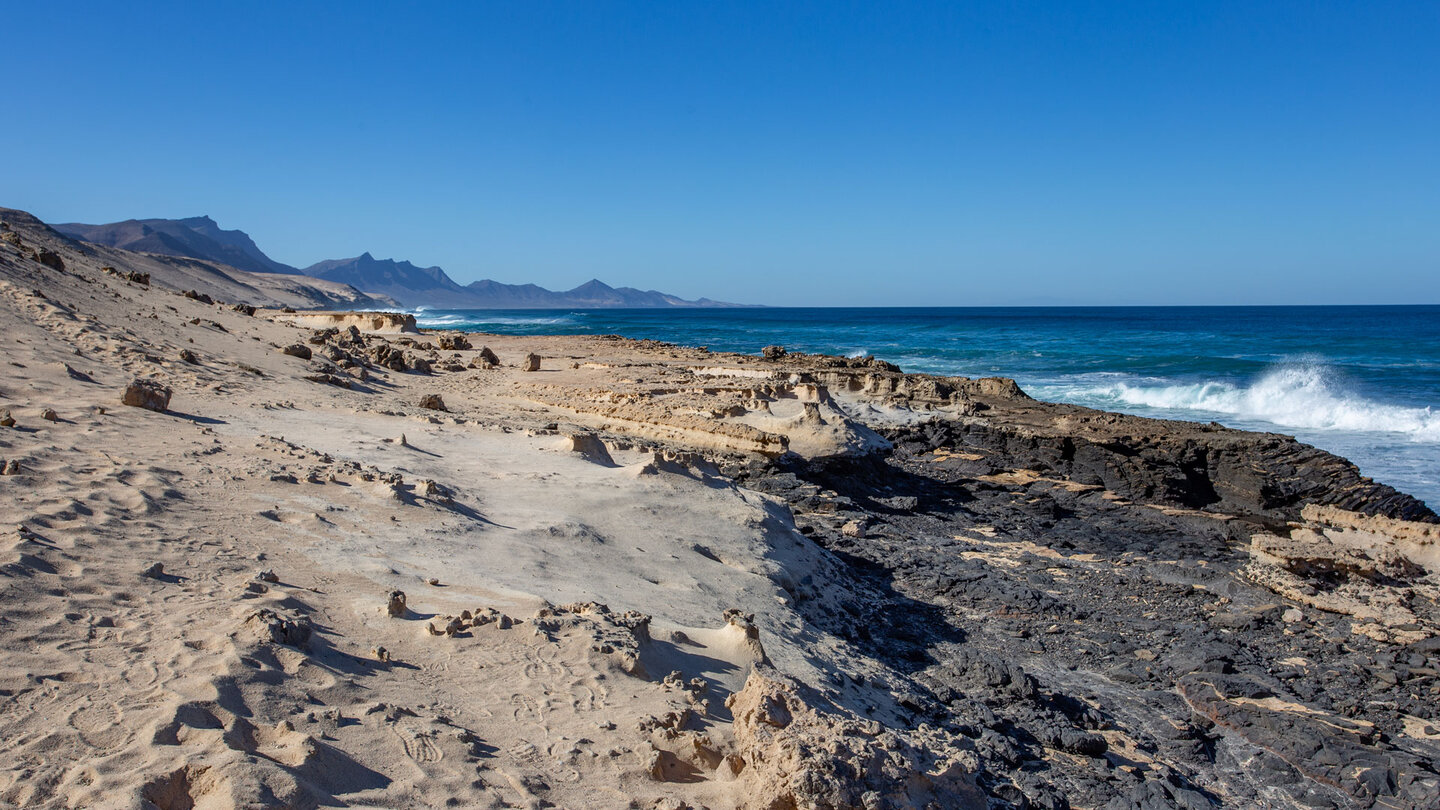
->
[52,215,300,276]
[571,278,615,292]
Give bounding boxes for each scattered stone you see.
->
[179,349,199,364]
[427,577,441,586]
[182,290,214,305]
[386,590,408,617]
[0,410,14,428]
[33,249,65,271]
[1282,607,1305,623]
[244,609,312,648]
[303,373,352,388]
[40,408,58,422]
[2,460,20,475]
[437,333,471,350]
[841,520,866,538]
[121,378,172,412]
[280,343,312,360]
[372,646,390,662]
[417,393,446,411]
[522,353,542,372]
[231,303,255,315]
[762,345,787,360]
[142,562,164,579]
[256,570,280,583]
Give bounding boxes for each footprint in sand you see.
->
[393,723,442,763]
[510,694,544,725]
[67,701,130,751]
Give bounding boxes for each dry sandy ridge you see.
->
[0,214,985,808]
[2,210,1438,809]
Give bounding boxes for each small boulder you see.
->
[437,334,471,350]
[761,345,786,360]
[280,343,312,360]
[244,609,312,648]
[141,562,164,578]
[522,353,542,372]
[417,394,447,411]
[182,290,214,305]
[841,520,866,538]
[34,249,65,271]
[122,378,172,412]
[478,347,500,366]
[231,303,255,316]
[386,590,408,617]
[1282,607,1305,624]
[303,373,352,388]
[179,349,199,364]
[41,408,58,422]
[0,410,13,427]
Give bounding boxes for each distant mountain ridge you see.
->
[54,216,301,276]
[56,215,748,309]
[7,207,394,310]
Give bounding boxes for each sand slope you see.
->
[0,213,981,808]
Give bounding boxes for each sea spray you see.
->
[1037,361,1440,442]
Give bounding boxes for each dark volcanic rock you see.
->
[883,416,1434,523]
[732,375,1440,809]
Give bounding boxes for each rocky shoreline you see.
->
[2,207,1438,808]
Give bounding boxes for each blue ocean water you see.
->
[414,306,1440,509]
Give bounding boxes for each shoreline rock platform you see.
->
[1,206,1438,808]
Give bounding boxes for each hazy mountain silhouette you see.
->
[54,216,300,276]
[58,216,749,308]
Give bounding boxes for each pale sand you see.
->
[0,218,979,808]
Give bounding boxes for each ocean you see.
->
[414,305,1440,509]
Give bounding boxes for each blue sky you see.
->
[5,1,1437,305]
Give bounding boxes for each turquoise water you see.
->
[415,306,1440,508]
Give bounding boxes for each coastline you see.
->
[3,214,1440,807]
[405,303,1440,511]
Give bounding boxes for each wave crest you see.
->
[412,313,578,328]
[1041,363,1440,441]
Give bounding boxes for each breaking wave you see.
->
[1039,362,1440,442]
[412,312,579,328]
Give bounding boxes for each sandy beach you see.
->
[3,208,1439,809]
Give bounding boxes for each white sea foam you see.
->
[1039,363,1440,442]
[844,348,869,359]
[412,313,578,328]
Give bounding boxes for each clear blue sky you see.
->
[5,1,1437,305]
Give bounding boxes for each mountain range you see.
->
[54,216,745,309]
